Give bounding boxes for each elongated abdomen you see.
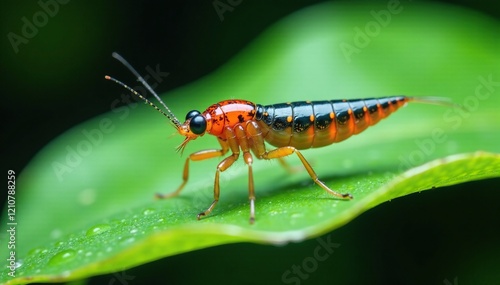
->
[255,96,409,149]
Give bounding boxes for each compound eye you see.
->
[189,115,207,135]
[185,110,201,121]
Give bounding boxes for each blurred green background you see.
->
[1,0,499,284]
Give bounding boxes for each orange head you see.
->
[176,110,209,153]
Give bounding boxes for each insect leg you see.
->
[198,127,240,220]
[247,159,255,223]
[263,146,353,199]
[156,138,229,199]
[235,124,256,223]
[247,120,351,199]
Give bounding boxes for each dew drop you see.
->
[86,224,111,237]
[129,228,138,234]
[120,236,135,245]
[28,247,45,256]
[48,249,76,266]
[143,208,155,215]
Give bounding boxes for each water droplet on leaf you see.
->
[48,249,76,266]
[143,208,155,215]
[86,224,111,237]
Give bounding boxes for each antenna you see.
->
[108,52,181,128]
[105,75,178,124]
[409,96,465,110]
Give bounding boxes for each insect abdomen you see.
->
[255,96,409,149]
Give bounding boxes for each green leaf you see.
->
[2,2,499,284]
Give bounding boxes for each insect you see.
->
[106,52,458,224]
